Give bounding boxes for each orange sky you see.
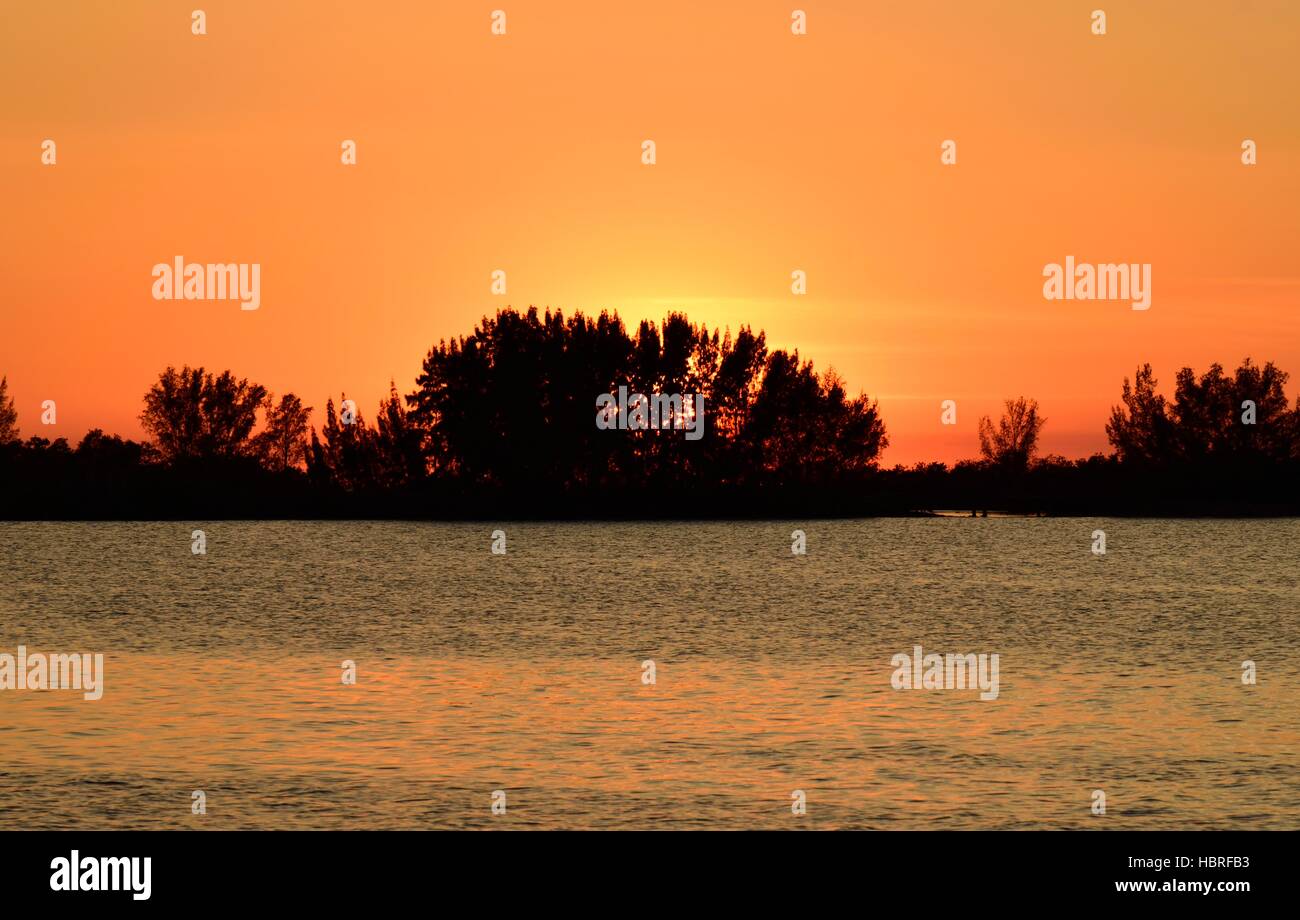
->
[2,0,1298,465]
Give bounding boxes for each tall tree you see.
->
[373,382,426,487]
[140,366,268,462]
[255,393,313,472]
[1106,364,1173,465]
[309,395,381,490]
[201,370,269,458]
[0,376,18,444]
[139,366,205,461]
[978,397,1045,469]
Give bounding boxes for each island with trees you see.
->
[3,308,1299,518]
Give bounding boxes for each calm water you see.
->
[0,519,1296,829]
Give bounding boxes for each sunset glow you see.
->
[2,0,1297,464]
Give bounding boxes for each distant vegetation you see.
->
[2,310,1299,518]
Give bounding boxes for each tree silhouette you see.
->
[309,395,382,491]
[1107,359,1297,466]
[374,382,426,487]
[404,307,888,492]
[140,366,268,462]
[0,376,17,444]
[255,393,313,472]
[1106,363,1173,465]
[76,428,146,468]
[1172,359,1291,462]
[978,397,1045,469]
[7,329,1300,519]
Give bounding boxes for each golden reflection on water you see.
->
[2,653,1293,829]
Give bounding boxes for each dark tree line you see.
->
[397,308,887,492]
[2,313,1300,517]
[307,384,425,492]
[1106,360,1296,467]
